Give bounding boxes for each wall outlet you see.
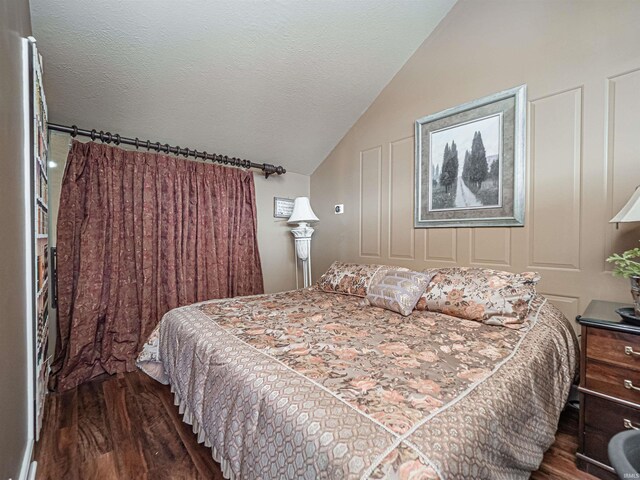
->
[334,204,344,214]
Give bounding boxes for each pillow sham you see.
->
[415,267,540,326]
[366,270,435,316]
[316,261,408,297]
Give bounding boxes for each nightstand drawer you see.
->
[586,327,640,371]
[577,301,640,478]
[582,395,640,466]
[585,360,640,405]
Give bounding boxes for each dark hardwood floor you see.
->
[34,371,224,480]
[34,371,597,479]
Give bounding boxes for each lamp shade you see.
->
[610,187,640,224]
[288,197,319,224]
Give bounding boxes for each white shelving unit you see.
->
[28,37,50,442]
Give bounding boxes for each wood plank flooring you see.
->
[34,371,597,479]
[35,371,224,479]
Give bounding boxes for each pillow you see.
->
[415,267,540,326]
[317,261,408,297]
[366,270,435,316]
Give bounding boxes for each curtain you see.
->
[51,140,264,391]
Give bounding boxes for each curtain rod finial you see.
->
[262,163,286,178]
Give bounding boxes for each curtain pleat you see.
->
[51,140,264,392]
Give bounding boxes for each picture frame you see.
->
[414,85,526,228]
[273,196,294,219]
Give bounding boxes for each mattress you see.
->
[137,287,578,479]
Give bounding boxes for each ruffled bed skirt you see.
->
[137,326,236,478]
[170,383,235,480]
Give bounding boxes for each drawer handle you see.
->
[625,346,640,357]
[624,379,640,392]
[624,419,640,430]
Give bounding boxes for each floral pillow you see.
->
[366,270,435,316]
[415,267,540,326]
[317,261,408,297]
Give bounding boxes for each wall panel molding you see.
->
[540,293,580,333]
[389,137,415,259]
[604,68,640,270]
[528,87,583,271]
[309,1,640,311]
[424,229,457,263]
[470,229,511,266]
[359,146,382,257]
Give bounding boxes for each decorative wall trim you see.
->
[424,229,457,263]
[528,86,583,271]
[604,67,640,271]
[469,228,511,266]
[359,146,382,257]
[539,293,580,329]
[389,137,415,260]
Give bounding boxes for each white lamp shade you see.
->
[288,197,319,224]
[610,187,640,223]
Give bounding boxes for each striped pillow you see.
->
[366,270,435,316]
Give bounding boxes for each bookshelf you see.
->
[30,38,50,440]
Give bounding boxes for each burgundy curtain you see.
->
[52,140,264,391]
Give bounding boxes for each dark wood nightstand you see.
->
[577,299,640,479]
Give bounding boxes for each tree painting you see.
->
[439,141,458,193]
[417,85,526,228]
[465,131,488,190]
[428,114,501,211]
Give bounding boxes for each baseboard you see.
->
[27,461,37,480]
[16,439,34,480]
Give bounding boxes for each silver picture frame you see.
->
[414,85,526,228]
[273,196,295,219]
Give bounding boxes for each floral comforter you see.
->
[137,287,578,480]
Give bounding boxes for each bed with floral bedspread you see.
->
[137,286,578,480]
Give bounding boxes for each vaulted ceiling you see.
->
[31,0,455,174]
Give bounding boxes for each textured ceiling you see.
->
[30,0,455,175]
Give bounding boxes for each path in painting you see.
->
[454,175,482,208]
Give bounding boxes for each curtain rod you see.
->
[47,123,286,177]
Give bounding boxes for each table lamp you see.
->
[609,186,640,317]
[288,197,319,288]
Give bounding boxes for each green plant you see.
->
[607,244,640,278]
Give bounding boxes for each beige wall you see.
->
[311,0,640,331]
[253,171,311,293]
[0,0,33,478]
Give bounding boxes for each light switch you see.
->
[334,204,344,214]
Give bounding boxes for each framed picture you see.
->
[273,196,294,219]
[414,85,526,228]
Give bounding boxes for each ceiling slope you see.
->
[31,0,455,174]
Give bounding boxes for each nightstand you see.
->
[577,299,640,479]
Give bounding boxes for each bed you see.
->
[137,279,578,479]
